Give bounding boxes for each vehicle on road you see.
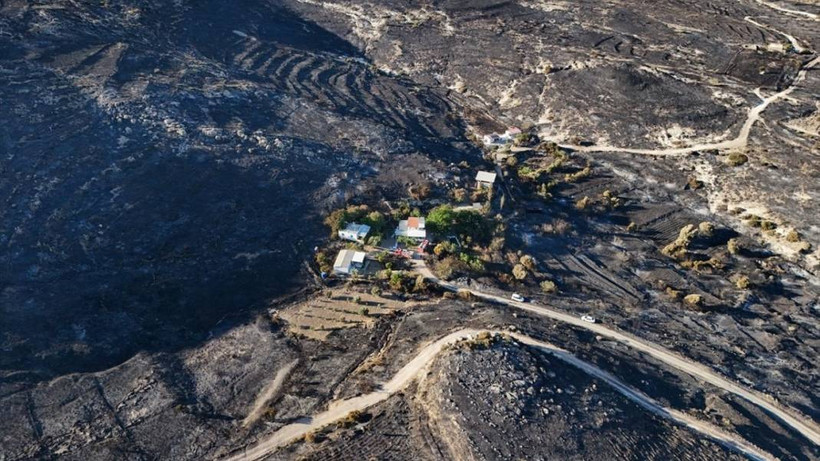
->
[511,293,525,302]
[581,315,597,323]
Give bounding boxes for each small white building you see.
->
[482,133,504,146]
[333,249,367,275]
[338,222,371,242]
[395,217,426,239]
[482,127,522,146]
[475,171,497,189]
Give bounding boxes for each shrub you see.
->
[391,201,412,221]
[471,187,489,202]
[370,286,382,297]
[359,307,370,316]
[413,275,428,292]
[514,132,536,147]
[340,410,364,428]
[662,224,697,259]
[512,264,528,280]
[564,164,592,182]
[627,222,637,232]
[517,165,536,179]
[434,241,457,257]
[315,252,332,274]
[542,219,572,235]
[727,238,741,255]
[665,287,682,300]
[520,254,536,271]
[389,272,405,291]
[451,188,468,202]
[745,215,762,228]
[575,196,591,210]
[540,280,557,294]
[457,290,474,301]
[537,182,552,199]
[688,177,704,190]
[601,190,621,208]
[408,183,431,200]
[683,294,703,307]
[434,256,468,279]
[698,221,715,237]
[786,230,800,242]
[726,152,748,166]
[734,275,751,290]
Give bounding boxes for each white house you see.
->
[482,133,504,146]
[475,171,497,189]
[395,217,426,239]
[338,222,371,242]
[333,249,367,275]
[482,127,522,146]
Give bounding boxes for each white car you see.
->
[511,293,525,302]
[580,315,597,324]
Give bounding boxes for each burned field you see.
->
[0,0,471,378]
[2,0,820,460]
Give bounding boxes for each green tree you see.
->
[427,205,456,234]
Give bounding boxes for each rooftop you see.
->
[407,217,425,229]
[476,171,497,183]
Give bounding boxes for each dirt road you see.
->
[223,329,482,461]
[412,261,820,447]
[754,0,819,20]
[551,56,820,156]
[224,328,775,461]
[744,16,808,53]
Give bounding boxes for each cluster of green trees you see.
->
[325,204,389,245]
[426,205,491,244]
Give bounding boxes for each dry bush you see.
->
[575,196,591,210]
[665,287,682,300]
[540,280,557,293]
[683,294,703,307]
[726,152,748,166]
[451,188,468,202]
[727,238,741,255]
[734,275,751,289]
[519,254,536,271]
[512,264,528,280]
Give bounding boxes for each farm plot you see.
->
[278,291,404,341]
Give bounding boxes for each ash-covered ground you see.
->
[0,0,470,377]
[2,0,819,460]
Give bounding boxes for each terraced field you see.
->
[278,291,404,341]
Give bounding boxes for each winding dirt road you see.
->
[412,261,820,447]
[754,0,819,20]
[225,328,775,461]
[551,56,820,156]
